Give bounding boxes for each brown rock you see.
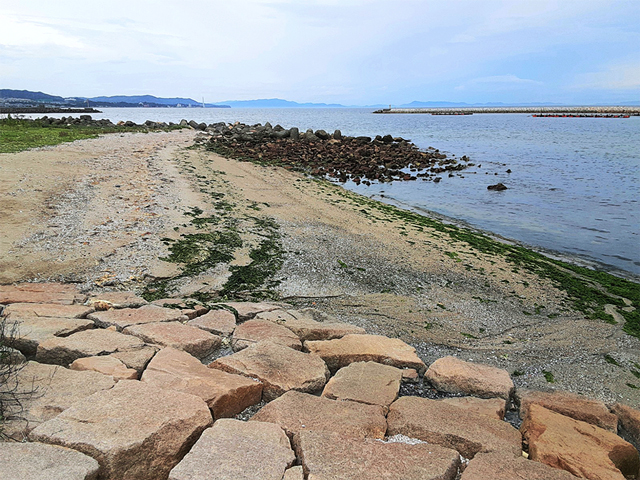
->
[283,466,304,480]
[187,308,236,336]
[87,304,187,330]
[151,298,187,308]
[210,342,329,401]
[0,442,100,480]
[10,316,94,356]
[36,328,145,366]
[521,403,640,480]
[425,356,514,399]
[70,355,138,380]
[305,334,426,374]
[402,368,419,383]
[1,361,115,439]
[387,396,522,459]
[30,380,213,480]
[321,361,402,411]
[517,389,619,432]
[168,419,295,480]
[297,430,460,480]
[87,291,148,309]
[232,319,302,351]
[0,283,86,305]
[217,301,281,321]
[611,403,640,449]
[440,396,507,420]
[461,452,580,480]
[3,302,94,319]
[123,322,221,359]
[0,345,26,364]
[258,308,366,341]
[110,346,157,373]
[141,347,262,418]
[250,391,387,443]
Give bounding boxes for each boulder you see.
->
[425,356,514,399]
[0,345,26,364]
[36,329,145,366]
[10,316,94,356]
[460,452,580,479]
[1,361,115,439]
[305,334,426,374]
[611,403,640,450]
[70,355,138,380]
[257,308,365,341]
[123,322,221,359]
[188,309,236,336]
[86,291,148,309]
[217,301,281,321]
[30,380,213,480]
[402,368,419,383]
[87,305,187,330]
[0,283,86,305]
[110,345,157,373]
[168,419,295,480]
[210,341,329,401]
[296,430,460,480]
[0,442,99,480]
[3,302,94,319]
[283,466,304,480]
[387,396,522,459]
[487,183,508,191]
[440,396,507,420]
[141,347,262,418]
[321,361,402,411]
[516,389,618,432]
[250,391,387,444]
[232,319,302,351]
[521,403,639,480]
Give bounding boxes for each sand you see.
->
[1,130,638,407]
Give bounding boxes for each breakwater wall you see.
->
[374,106,640,114]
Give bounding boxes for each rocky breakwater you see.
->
[1,283,639,480]
[203,121,471,184]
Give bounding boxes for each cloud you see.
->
[455,75,543,90]
[572,61,640,90]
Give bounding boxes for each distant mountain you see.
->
[220,98,347,108]
[88,95,201,106]
[0,89,67,103]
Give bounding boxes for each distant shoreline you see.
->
[375,106,640,114]
[0,107,102,114]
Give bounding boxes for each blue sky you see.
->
[0,0,638,105]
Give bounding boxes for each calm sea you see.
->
[23,107,640,277]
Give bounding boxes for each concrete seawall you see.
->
[374,106,640,114]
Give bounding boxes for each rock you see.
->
[305,334,426,374]
[321,361,402,411]
[210,341,329,401]
[251,390,387,445]
[30,380,213,480]
[611,403,640,450]
[168,419,295,480]
[141,347,262,419]
[387,396,522,459]
[0,283,86,305]
[36,328,145,366]
[216,301,281,321]
[1,361,115,439]
[516,388,618,432]
[187,309,236,336]
[521,403,639,480]
[110,345,157,373]
[3,302,94,319]
[232,319,302,351]
[0,442,100,480]
[487,183,507,191]
[296,430,460,480]
[440,396,507,420]
[87,304,188,330]
[123,322,221,359]
[460,452,580,480]
[70,355,138,380]
[257,308,366,341]
[402,368,419,383]
[425,356,514,399]
[315,129,329,140]
[283,466,304,480]
[10,317,95,356]
[289,127,299,141]
[333,129,342,140]
[86,291,148,309]
[0,345,26,364]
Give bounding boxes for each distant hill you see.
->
[88,95,202,106]
[0,89,67,103]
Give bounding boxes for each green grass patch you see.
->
[604,354,621,366]
[542,371,556,383]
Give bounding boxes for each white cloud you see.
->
[573,61,640,90]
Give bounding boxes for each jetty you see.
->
[374,106,640,115]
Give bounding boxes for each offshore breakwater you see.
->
[374,106,640,114]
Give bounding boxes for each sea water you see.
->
[22,107,640,276]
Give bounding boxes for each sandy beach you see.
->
[1,130,638,407]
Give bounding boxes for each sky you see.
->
[0,0,638,105]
